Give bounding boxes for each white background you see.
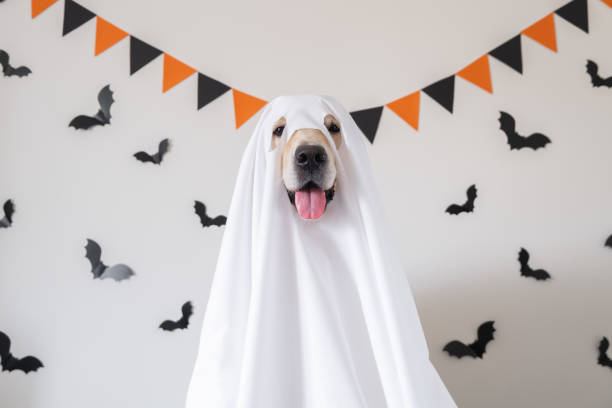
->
[1,0,612,406]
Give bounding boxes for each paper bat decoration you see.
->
[518,248,551,281]
[445,184,477,215]
[69,85,114,130]
[134,138,170,165]
[0,50,32,78]
[586,60,612,88]
[0,199,14,228]
[194,201,227,227]
[84,239,135,281]
[498,111,551,150]
[0,330,43,374]
[159,301,193,331]
[598,337,612,369]
[443,321,496,359]
[605,235,612,249]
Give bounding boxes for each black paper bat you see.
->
[84,239,134,281]
[0,50,32,78]
[0,331,43,373]
[0,199,14,228]
[586,60,612,88]
[69,85,114,130]
[445,184,477,215]
[134,138,170,165]
[518,248,551,281]
[605,235,612,249]
[194,201,226,227]
[443,321,495,359]
[498,111,551,150]
[160,301,193,331]
[598,337,612,369]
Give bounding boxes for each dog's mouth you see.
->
[286,181,335,220]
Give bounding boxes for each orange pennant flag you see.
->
[232,89,267,129]
[603,0,612,8]
[162,54,196,93]
[386,91,420,131]
[32,0,58,18]
[521,13,557,52]
[94,17,128,56]
[456,54,493,93]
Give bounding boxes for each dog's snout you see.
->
[295,145,327,170]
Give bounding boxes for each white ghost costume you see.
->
[185,95,456,408]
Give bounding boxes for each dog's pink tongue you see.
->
[295,186,326,220]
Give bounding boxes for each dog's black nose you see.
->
[295,145,327,170]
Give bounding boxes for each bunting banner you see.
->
[31,0,608,139]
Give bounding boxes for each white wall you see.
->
[2,0,612,406]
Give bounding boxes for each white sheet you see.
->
[185,95,456,408]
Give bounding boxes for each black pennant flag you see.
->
[130,36,162,75]
[350,106,384,144]
[197,73,231,110]
[555,0,588,33]
[62,0,95,36]
[489,35,523,74]
[422,75,455,113]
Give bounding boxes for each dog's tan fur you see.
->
[272,114,342,193]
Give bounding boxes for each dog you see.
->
[272,113,342,220]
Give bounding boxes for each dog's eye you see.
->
[273,126,285,136]
[328,123,340,133]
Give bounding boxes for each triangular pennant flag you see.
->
[94,17,128,56]
[130,36,162,75]
[32,0,58,18]
[456,55,493,93]
[603,0,612,9]
[62,0,95,36]
[350,106,384,143]
[386,91,420,131]
[555,0,588,33]
[422,75,455,113]
[521,13,557,52]
[489,35,523,74]
[162,54,196,93]
[197,73,231,110]
[232,89,267,129]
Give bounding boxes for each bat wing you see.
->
[158,138,170,158]
[530,268,551,280]
[211,215,227,226]
[598,337,612,367]
[518,248,529,268]
[10,356,43,373]
[85,239,106,278]
[498,111,518,147]
[12,66,31,78]
[101,264,134,282]
[134,151,155,163]
[605,235,612,249]
[159,320,179,331]
[443,340,476,358]
[524,133,551,150]
[0,50,8,74]
[0,199,14,227]
[466,185,477,202]
[194,201,210,226]
[69,115,103,130]
[97,85,114,123]
[0,331,10,358]
[586,60,602,87]
[178,301,194,328]
[470,321,496,358]
[445,204,464,215]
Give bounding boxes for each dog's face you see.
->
[272,114,342,220]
